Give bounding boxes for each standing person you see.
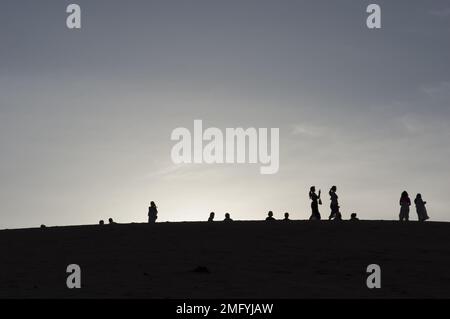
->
[309,186,322,220]
[399,191,411,221]
[328,186,340,220]
[148,201,158,224]
[208,212,215,222]
[414,194,430,222]
[283,212,290,221]
[224,213,233,222]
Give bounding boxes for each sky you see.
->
[1,0,450,229]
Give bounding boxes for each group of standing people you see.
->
[399,191,429,222]
[146,187,430,224]
[308,186,430,222]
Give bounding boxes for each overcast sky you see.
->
[1,0,450,228]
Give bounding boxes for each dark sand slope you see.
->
[1,221,450,298]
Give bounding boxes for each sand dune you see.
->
[1,220,450,298]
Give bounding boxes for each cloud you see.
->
[421,81,450,98]
[398,114,426,135]
[430,8,450,17]
[291,124,326,137]
[141,163,188,180]
[397,112,450,138]
[141,162,230,182]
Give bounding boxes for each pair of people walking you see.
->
[309,185,342,221]
[399,191,429,222]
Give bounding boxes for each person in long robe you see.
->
[309,186,321,220]
[414,194,429,222]
[148,201,158,224]
[399,191,411,221]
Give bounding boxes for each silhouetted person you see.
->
[414,194,430,222]
[283,212,290,221]
[148,201,158,224]
[99,220,105,225]
[309,186,321,220]
[224,213,233,222]
[266,211,276,221]
[108,218,116,224]
[350,213,359,221]
[208,212,215,222]
[328,186,340,220]
[399,191,411,221]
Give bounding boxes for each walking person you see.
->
[328,186,341,220]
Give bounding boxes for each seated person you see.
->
[266,211,276,221]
